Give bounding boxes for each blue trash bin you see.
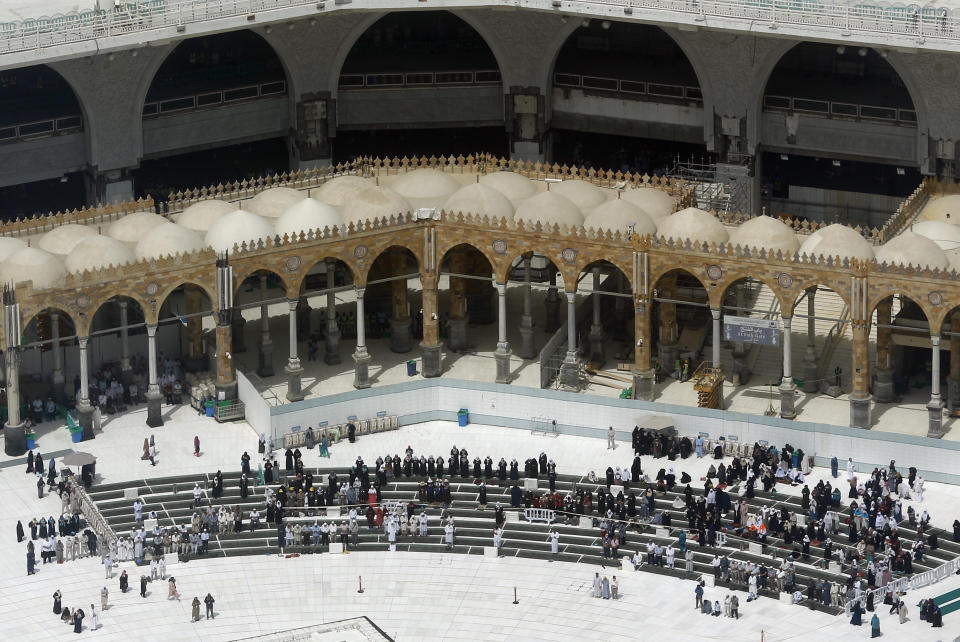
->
[407,360,417,376]
[457,408,469,427]
[205,401,214,417]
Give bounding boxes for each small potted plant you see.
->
[25,429,36,450]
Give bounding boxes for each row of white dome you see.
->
[4,171,960,290]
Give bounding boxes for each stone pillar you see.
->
[658,274,680,374]
[285,299,304,402]
[447,252,469,352]
[324,260,341,365]
[519,254,536,359]
[507,88,545,162]
[711,308,721,367]
[296,296,311,337]
[632,299,655,401]
[780,317,797,419]
[119,301,131,383]
[3,347,25,455]
[76,337,95,437]
[874,298,895,403]
[802,288,819,393]
[420,274,442,378]
[544,270,561,334]
[257,276,274,377]
[50,311,65,404]
[559,290,580,390]
[353,287,371,389]
[588,267,605,366]
[215,321,237,402]
[928,334,944,438]
[849,323,872,429]
[231,303,246,353]
[390,252,412,353]
[949,310,960,412]
[494,282,511,384]
[145,326,163,428]
[185,285,204,371]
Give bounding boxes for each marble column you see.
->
[285,299,304,402]
[949,310,960,412]
[257,276,274,377]
[50,311,65,403]
[3,347,25,455]
[353,287,371,389]
[215,317,237,402]
[231,303,246,353]
[559,290,580,390]
[849,323,872,429]
[76,337,95,437]
[324,260,341,365]
[779,317,797,419]
[390,252,413,353]
[632,299,655,401]
[145,326,163,428]
[544,271,560,333]
[801,287,819,393]
[874,298,895,403]
[518,254,536,359]
[588,267,605,366]
[119,301,132,384]
[447,252,469,352]
[494,282,511,383]
[928,334,944,438]
[420,274,442,377]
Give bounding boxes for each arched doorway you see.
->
[0,65,87,216]
[551,21,706,172]
[438,243,498,378]
[760,43,920,226]
[335,11,508,161]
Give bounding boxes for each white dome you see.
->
[442,184,515,220]
[313,175,375,207]
[204,210,276,252]
[245,187,307,219]
[584,199,656,236]
[275,199,342,239]
[919,194,960,223]
[620,187,677,221]
[391,169,461,200]
[106,212,168,244]
[947,248,960,272]
[135,222,206,261]
[64,235,136,273]
[911,220,960,251]
[799,224,874,262]
[549,180,607,211]
[729,216,800,255]
[514,192,584,228]
[38,224,97,256]
[875,231,950,270]
[0,247,65,290]
[656,207,729,246]
[177,200,237,233]
[479,172,538,201]
[341,186,411,225]
[0,237,27,262]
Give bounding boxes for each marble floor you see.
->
[4,411,960,640]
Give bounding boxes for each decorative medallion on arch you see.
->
[777,273,794,289]
[706,265,723,282]
[145,282,160,297]
[561,248,577,264]
[76,294,91,309]
[492,239,507,255]
[354,245,369,260]
[285,256,302,272]
[929,291,944,306]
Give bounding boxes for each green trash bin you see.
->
[457,408,469,427]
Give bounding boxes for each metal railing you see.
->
[763,94,917,124]
[4,0,960,62]
[339,69,501,89]
[142,80,286,117]
[0,114,82,143]
[554,72,702,103]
